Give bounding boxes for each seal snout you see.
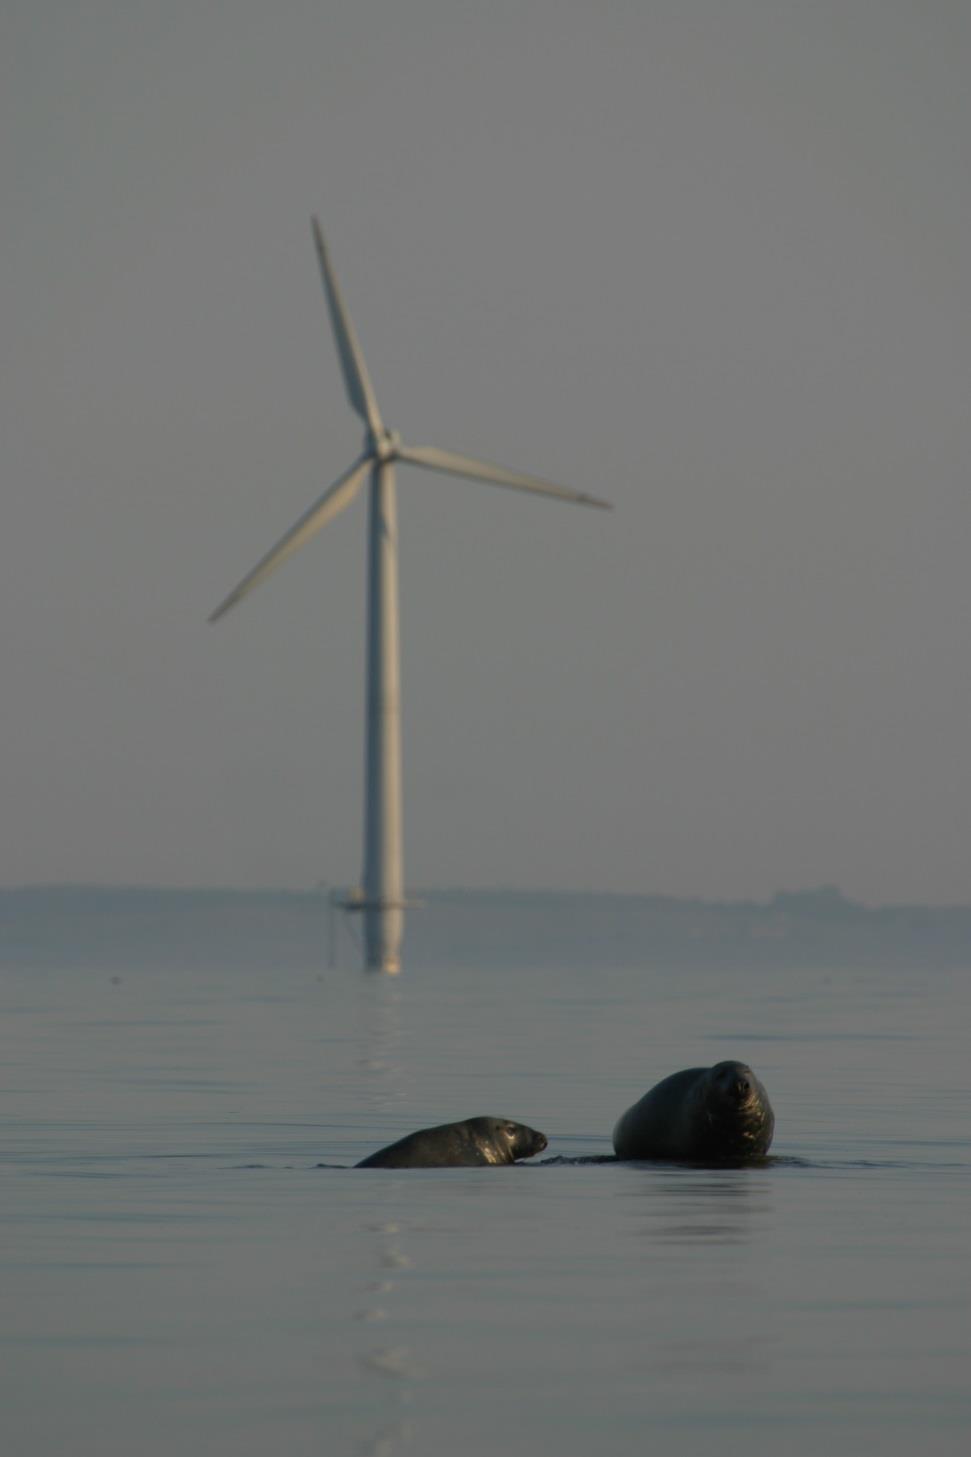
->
[712,1061,756,1104]
[516,1124,548,1159]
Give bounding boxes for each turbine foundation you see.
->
[364,902,404,974]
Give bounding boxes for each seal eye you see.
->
[504,1124,517,1137]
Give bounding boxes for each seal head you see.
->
[356,1116,548,1169]
[612,1060,774,1162]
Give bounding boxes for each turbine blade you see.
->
[208,456,371,622]
[311,219,383,434]
[396,444,612,510]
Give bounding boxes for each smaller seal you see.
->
[612,1060,774,1162]
[356,1116,548,1169]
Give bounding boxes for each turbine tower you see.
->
[210,220,611,972]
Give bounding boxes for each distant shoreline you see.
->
[1,882,968,914]
[2,883,968,971]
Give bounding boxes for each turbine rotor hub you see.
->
[371,427,401,463]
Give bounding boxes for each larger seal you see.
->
[612,1060,774,1161]
[356,1116,548,1169]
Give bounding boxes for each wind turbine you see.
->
[210,220,611,972]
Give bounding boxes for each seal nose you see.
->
[733,1075,751,1100]
[535,1133,548,1152]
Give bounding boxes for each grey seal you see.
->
[356,1116,548,1169]
[612,1060,774,1161]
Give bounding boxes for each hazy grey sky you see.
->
[2,1,969,903]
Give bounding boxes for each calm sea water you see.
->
[3,891,969,1456]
